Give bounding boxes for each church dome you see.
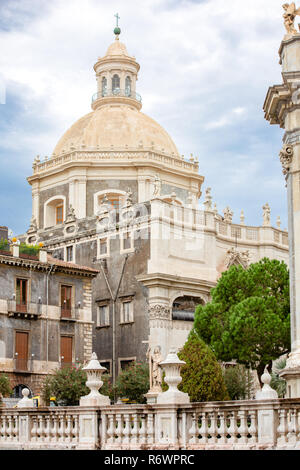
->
[53,29,180,158]
[53,105,180,157]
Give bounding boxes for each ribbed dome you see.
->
[105,39,131,58]
[53,105,180,157]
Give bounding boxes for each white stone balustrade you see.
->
[1,400,300,450]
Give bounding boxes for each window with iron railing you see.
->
[16,278,28,313]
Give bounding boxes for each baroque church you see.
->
[19,26,289,386]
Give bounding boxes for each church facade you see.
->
[19,30,289,385]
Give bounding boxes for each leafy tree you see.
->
[174,330,229,402]
[194,258,290,381]
[223,364,253,400]
[0,374,12,401]
[41,365,89,406]
[114,362,149,404]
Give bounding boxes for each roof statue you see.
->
[283,3,300,35]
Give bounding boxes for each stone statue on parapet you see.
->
[283,3,300,35]
[262,203,271,227]
[146,345,163,392]
[153,175,161,198]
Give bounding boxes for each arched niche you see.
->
[12,384,33,399]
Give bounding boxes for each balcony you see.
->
[7,300,42,319]
[60,306,79,322]
[91,88,142,111]
[13,357,33,374]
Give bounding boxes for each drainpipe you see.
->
[99,254,128,394]
[46,264,55,365]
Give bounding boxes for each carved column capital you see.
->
[148,304,170,320]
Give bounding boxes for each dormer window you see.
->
[125,76,131,96]
[112,74,120,93]
[102,77,107,96]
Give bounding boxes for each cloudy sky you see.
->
[0,0,290,235]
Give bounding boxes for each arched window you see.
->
[125,76,131,96]
[112,74,120,93]
[99,193,121,212]
[102,76,107,96]
[44,196,65,228]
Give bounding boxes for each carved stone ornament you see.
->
[279,144,293,177]
[27,217,38,234]
[226,247,251,269]
[65,205,76,224]
[148,304,170,320]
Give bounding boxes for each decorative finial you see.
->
[114,13,121,38]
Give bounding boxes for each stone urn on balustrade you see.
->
[80,352,110,406]
[157,347,190,404]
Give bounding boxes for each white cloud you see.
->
[0,0,291,232]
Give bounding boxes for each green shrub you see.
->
[0,374,12,400]
[0,238,9,252]
[175,329,229,402]
[114,362,149,404]
[19,243,40,256]
[223,364,253,400]
[41,365,89,406]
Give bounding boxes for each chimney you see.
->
[39,248,48,263]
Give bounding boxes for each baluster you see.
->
[188,413,197,445]
[123,414,130,445]
[58,413,65,442]
[146,413,154,445]
[6,416,13,442]
[248,410,257,443]
[100,413,107,447]
[218,411,226,445]
[277,409,288,446]
[199,412,209,445]
[0,416,4,440]
[288,409,297,444]
[296,409,300,442]
[12,415,18,441]
[3,416,8,442]
[209,411,217,444]
[44,416,50,443]
[227,411,238,444]
[139,414,147,445]
[107,414,115,444]
[37,415,44,442]
[73,414,79,443]
[65,415,72,443]
[51,414,59,443]
[115,414,123,445]
[238,410,248,445]
[131,414,138,444]
[31,415,38,442]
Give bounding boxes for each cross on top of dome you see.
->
[114,12,121,38]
